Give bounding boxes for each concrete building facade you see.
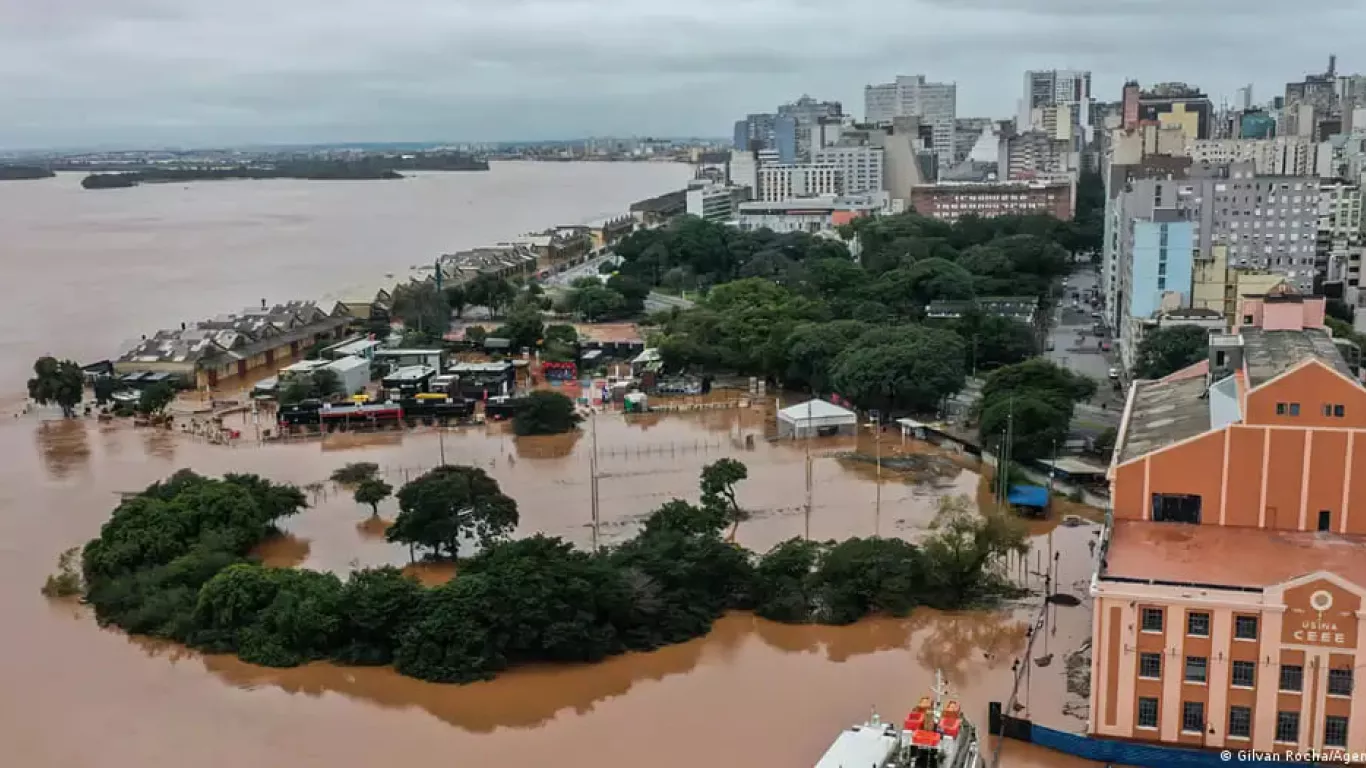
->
[1092,292,1366,760]
[1184,137,1317,177]
[909,178,1073,223]
[862,75,956,177]
[812,145,885,195]
[733,195,882,235]
[757,164,843,202]
[685,181,749,223]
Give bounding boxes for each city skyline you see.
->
[3,0,1366,149]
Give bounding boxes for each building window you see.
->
[1280,664,1304,692]
[1229,706,1252,739]
[1141,608,1164,633]
[1231,660,1256,688]
[1320,510,1333,532]
[1329,668,1354,697]
[1185,656,1208,684]
[1152,493,1202,524]
[1181,701,1205,733]
[1276,711,1300,744]
[1139,653,1162,679]
[1335,404,1346,417]
[1290,403,1301,416]
[1187,612,1210,637]
[1325,715,1349,748]
[1277,403,1287,414]
[1137,697,1159,729]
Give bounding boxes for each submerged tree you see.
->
[513,390,581,436]
[700,458,749,540]
[354,477,393,518]
[386,465,519,560]
[27,356,84,417]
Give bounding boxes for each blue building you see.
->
[774,115,797,164]
[733,120,748,150]
[1240,111,1276,139]
[1128,212,1194,321]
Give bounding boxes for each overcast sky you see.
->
[2,0,1364,150]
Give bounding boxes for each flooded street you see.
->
[3,407,1100,767]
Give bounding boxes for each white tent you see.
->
[777,398,857,439]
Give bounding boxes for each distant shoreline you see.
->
[79,153,491,190]
[0,165,56,181]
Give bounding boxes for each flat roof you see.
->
[813,725,899,768]
[1104,520,1366,590]
[1116,374,1210,464]
[1242,328,1350,387]
[374,348,444,357]
[778,398,856,421]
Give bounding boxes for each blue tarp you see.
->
[1007,484,1049,509]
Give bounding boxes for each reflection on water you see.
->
[252,533,312,568]
[34,419,90,480]
[512,429,583,460]
[1,406,1104,768]
[138,610,1026,736]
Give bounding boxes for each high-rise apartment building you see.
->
[862,75,956,177]
[756,164,843,202]
[1284,57,1341,140]
[1020,69,1093,139]
[812,145,884,195]
[1183,137,1318,176]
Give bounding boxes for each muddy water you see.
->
[1,408,1101,767]
[0,162,692,389]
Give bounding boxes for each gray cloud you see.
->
[0,0,1363,149]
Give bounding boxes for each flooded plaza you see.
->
[3,404,1102,768]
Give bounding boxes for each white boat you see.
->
[814,671,981,768]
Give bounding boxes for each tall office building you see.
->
[1020,69,1094,135]
[756,164,843,202]
[813,145,884,195]
[777,96,843,162]
[862,75,956,177]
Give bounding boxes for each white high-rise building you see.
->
[757,164,843,202]
[863,75,956,177]
[1020,69,1093,139]
[813,146,885,195]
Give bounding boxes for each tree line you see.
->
[73,463,1025,683]
[621,212,1076,415]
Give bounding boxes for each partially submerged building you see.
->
[114,301,348,390]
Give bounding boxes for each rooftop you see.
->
[1116,374,1210,465]
[1103,520,1366,590]
[1242,327,1350,387]
[778,398,857,421]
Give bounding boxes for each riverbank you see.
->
[0,162,695,386]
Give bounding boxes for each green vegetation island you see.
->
[0,164,56,180]
[49,460,1024,683]
[80,153,489,189]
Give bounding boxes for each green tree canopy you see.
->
[784,320,870,393]
[389,281,450,338]
[138,381,177,415]
[464,273,516,317]
[1134,325,1209,380]
[513,390,581,436]
[977,358,1096,461]
[494,303,544,350]
[386,465,519,559]
[830,326,967,413]
[354,477,393,517]
[28,356,84,417]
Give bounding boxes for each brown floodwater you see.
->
[0,163,692,388]
[1,165,1098,766]
[1,408,1101,768]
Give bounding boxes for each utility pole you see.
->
[804,397,813,541]
[873,414,882,536]
[438,425,447,465]
[590,410,600,552]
